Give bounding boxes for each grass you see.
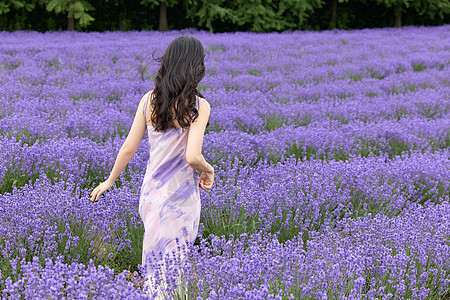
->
[197,84,212,92]
[208,45,225,53]
[1,127,44,145]
[202,206,258,241]
[263,114,287,131]
[0,163,50,195]
[294,115,312,127]
[347,72,362,82]
[102,212,144,274]
[367,67,385,79]
[204,123,224,134]
[396,65,407,73]
[228,70,242,78]
[248,69,261,76]
[412,62,426,72]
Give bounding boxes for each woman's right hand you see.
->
[199,170,214,190]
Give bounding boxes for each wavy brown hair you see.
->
[148,36,206,131]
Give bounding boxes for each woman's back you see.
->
[139,91,205,284]
[142,91,206,192]
[91,36,214,298]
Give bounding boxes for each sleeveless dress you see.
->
[139,92,204,297]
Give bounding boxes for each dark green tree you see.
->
[141,0,178,31]
[43,0,94,30]
[330,0,337,28]
[0,0,34,14]
[184,0,236,31]
[374,0,450,27]
[408,0,450,20]
[330,0,370,29]
[184,0,324,32]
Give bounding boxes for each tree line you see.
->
[0,0,448,32]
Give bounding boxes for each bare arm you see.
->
[90,92,149,202]
[186,100,214,174]
[107,92,149,182]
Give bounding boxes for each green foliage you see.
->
[0,0,448,31]
[408,0,450,19]
[373,0,409,8]
[396,65,407,73]
[0,166,40,194]
[358,139,383,157]
[248,68,261,76]
[207,45,225,53]
[184,0,238,32]
[294,115,312,127]
[140,0,178,8]
[228,69,242,78]
[420,104,441,119]
[204,123,223,134]
[374,0,450,21]
[346,71,362,82]
[185,0,324,32]
[388,137,410,156]
[104,212,144,274]
[367,67,385,79]
[201,205,258,241]
[0,212,144,285]
[263,114,287,131]
[412,62,426,72]
[0,0,34,15]
[45,0,94,27]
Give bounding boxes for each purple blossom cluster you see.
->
[1,25,449,299]
[2,256,147,299]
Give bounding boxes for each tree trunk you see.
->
[68,15,74,31]
[159,2,168,31]
[67,0,74,31]
[394,3,401,27]
[330,0,337,29]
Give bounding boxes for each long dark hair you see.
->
[148,36,206,131]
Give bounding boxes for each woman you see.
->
[90,36,214,298]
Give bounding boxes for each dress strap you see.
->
[143,91,151,119]
[196,96,205,110]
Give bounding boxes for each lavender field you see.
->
[1,25,450,299]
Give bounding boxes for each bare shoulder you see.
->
[145,90,154,100]
[200,99,210,109]
[140,90,153,106]
[198,97,211,110]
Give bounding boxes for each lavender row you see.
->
[2,106,450,194]
[1,26,448,91]
[1,180,449,299]
[2,150,449,268]
[1,61,448,142]
[1,256,147,299]
[1,28,449,144]
[188,201,450,299]
[0,135,148,194]
[200,150,450,240]
[204,114,450,165]
[2,111,450,196]
[203,84,450,133]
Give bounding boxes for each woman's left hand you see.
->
[90,180,114,202]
